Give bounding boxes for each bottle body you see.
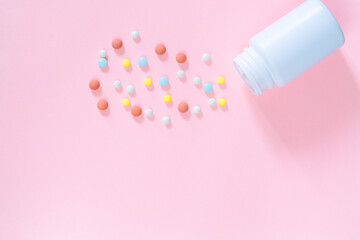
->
[234,0,345,95]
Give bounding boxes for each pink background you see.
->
[1,0,360,239]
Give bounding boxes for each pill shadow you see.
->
[178,61,189,70]
[134,36,141,43]
[220,105,228,112]
[99,65,109,72]
[194,112,203,119]
[210,104,218,111]
[99,107,111,117]
[204,59,212,66]
[147,114,155,121]
[166,101,173,108]
[165,122,172,129]
[114,46,125,56]
[123,105,131,112]
[219,82,227,89]
[146,84,154,91]
[158,52,168,61]
[115,86,122,93]
[133,114,144,123]
[179,76,187,83]
[161,84,170,91]
[129,90,136,97]
[245,51,360,154]
[140,64,149,72]
[180,111,191,120]
[205,90,214,98]
[124,65,132,72]
[91,87,102,97]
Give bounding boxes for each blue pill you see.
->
[202,53,210,62]
[177,70,185,78]
[132,31,139,39]
[138,57,147,67]
[98,58,107,67]
[127,85,135,93]
[193,77,201,85]
[203,83,213,92]
[163,116,171,124]
[193,106,201,114]
[145,108,153,117]
[208,98,216,106]
[159,76,169,86]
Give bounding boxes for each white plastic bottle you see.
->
[233,0,345,95]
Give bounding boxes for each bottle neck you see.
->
[233,47,274,95]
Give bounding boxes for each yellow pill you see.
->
[218,98,226,106]
[122,59,130,67]
[163,94,171,102]
[144,78,152,86]
[122,98,130,106]
[217,76,225,84]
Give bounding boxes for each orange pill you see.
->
[155,44,166,55]
[131,106,142,117]
[97,99,108,111]
[176,52,187,63]
[178,102,189,113]
[112,38,123,49]
[89,79,100,90]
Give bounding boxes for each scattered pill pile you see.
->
[90,30,227,126]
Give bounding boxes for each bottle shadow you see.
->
[245,51,360,154]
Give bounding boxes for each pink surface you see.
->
[1,0,360,239]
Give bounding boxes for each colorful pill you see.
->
[98,58,107,67]
[217,76,225,84]
[208,98,216,106]
[218,98,226,106]
[193,77,201,85]
[163,94,171,102]
[193,106,201,114]
[159,76,169,86]
[202,53,210,62]
[203,83,213,92]
[127,85,135,93]
[99,49,107,58]
[113,80,121,88]
[97,99,108,111]
[178,102,189,113]
[131,31,139,39]
[155,44,166,55]
[145,108,153,117]
[176,52,187,63]
[89,79,100,90]
[122,98,130,106]
[131,106,142,117]
[144,78,152,86]
[138,57,147,67]
[112,38,123,49]
[122,59,130,67]
[177,70,185,78]
[163,116,171,124]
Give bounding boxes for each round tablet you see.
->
[138,57,147,67]
[131,31,139,39]
[217,76,225,84]
[202,53,210,62]
[176,52,187,63]
[144,78,152,86]
[159,76,169,86]
[178,102,189,113]
[203,83,213,92]
[145,108,153,117]
[208,98,216,106]
[131,106,142,117]
[193,106,201,114]
[97,99,108,111]
[127,85,135,93]
[112,38,123,49]
[155,44,166,55]
[163,94,171,102]
[193,77,201,85]
[98,58,107,67]
[99,49,107,58]
[163,116,171,124]
[177,70,185,78]
[122,59,130,67]
[218,98,226,106]
[89,79,100,90]
[122,98,130,106]
[113,80,121,88]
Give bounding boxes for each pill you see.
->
[127,85,135,93]
[202,53,210,62]
[193,77,201,85]
[98,58,107,67]
[145,108,153,117]
[97,99,108,111]
[131,106,142,117]
[89,79,100,90]
[218,98,226,106]
[208,98,216,106]
[122,98,130,106]
[113,80,121,88]
[122,59,130,67]
[138,57,147,67]
[193,106,201,114]
[144,78,152,86]
[99,49,107,58]
[163,116,171,124]
[177,70,185,78]
[155,44,166,55]
[159,76,169,86]
[217,76,225,84]
[163,94,171,102]
[203,83,213,92]
[176,52,187,63]
[131,30,139,39]
[178,102,189,113]
[112,38,123,49]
